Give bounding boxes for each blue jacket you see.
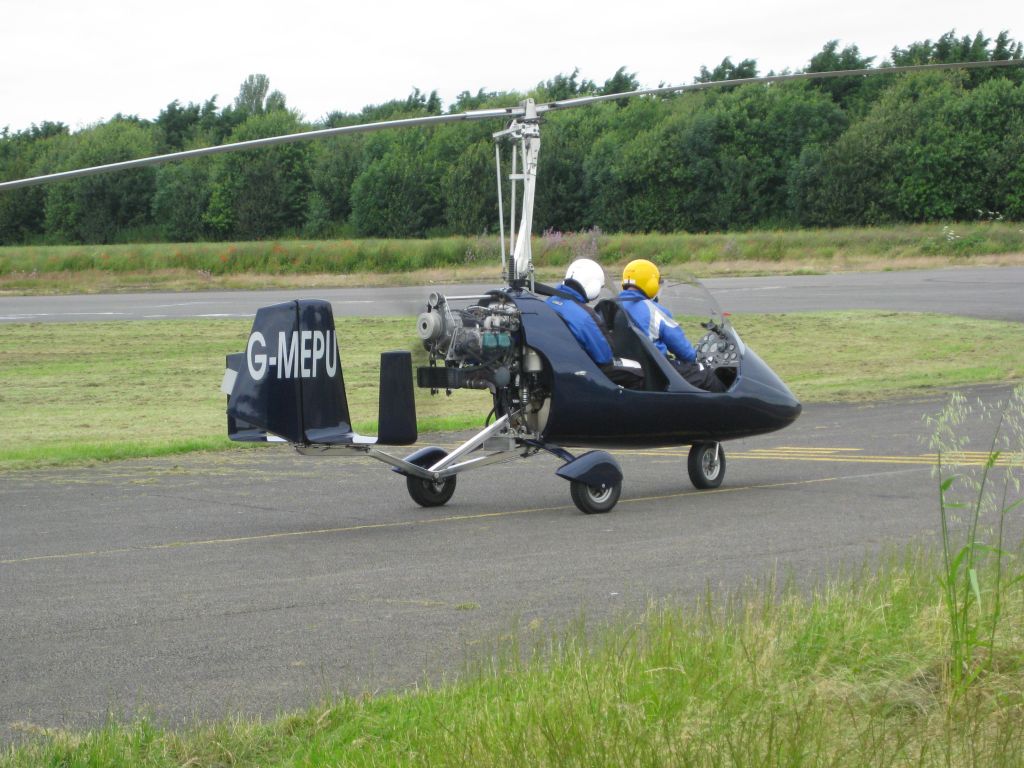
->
[546,283,613,366]
[618,288,696,363]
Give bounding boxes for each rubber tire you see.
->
[687,443,725,489]
[406,474,457,507]
[569,479,621,514]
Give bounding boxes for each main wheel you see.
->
[569,479,622,514]
[687,443,725,489]
[406,473,456,507]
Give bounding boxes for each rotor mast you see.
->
[494,99,540,288]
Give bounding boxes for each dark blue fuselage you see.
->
[514,292,801,448]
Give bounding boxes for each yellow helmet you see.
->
[621,259,661,299]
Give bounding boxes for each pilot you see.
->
[547,259,643,387]
[618,259,725,392]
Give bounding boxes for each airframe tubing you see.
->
[496,143,507,278]
[294,444,439,480]
[293,415,521,481]
[427,415,511,472]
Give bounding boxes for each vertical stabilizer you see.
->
[225,300,352,444]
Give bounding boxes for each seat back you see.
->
[596,299,670,391]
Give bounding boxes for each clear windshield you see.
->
[655,272,727,334]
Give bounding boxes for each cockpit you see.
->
[593,274,740,393]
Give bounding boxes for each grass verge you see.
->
[1,223,1022,294]
[2,312,1023,471]
[3,542,1022,766]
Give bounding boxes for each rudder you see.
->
[223,300,352,444]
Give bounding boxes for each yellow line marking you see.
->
[624,448,1017,467]
[0,507,554,566]
[0,470,898,567]
[763,447,864,452]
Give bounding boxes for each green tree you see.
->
[695,57,758,83]
[890,30,1024,87]
[534,105,610,231]
[302,191,335,238]
[992,30,1024,85]
[601,67,640,95]
[793,72,1008,225]
[348,123,444,238]
[342,89,459,237]
[594,83,845,232]
[450,88,506,112]
[441,139,496,234]
[939,76,1024,218]
[234,74,287,115]
[204,110,310,239]
[155,100,202,151]
[350,150,434,237]
[345,88,443,125]
[307,134,363,227]
[891,30,990,65]
[42,119,158,243]
[534,69,598,101]
[806,40,876,109]
[0,123,68,244]
[582,96,677,231]
[151,159,212,241]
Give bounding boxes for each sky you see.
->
[2,0,1020,133]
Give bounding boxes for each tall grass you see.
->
[927,386,1024,694]
[1,222,1021,280]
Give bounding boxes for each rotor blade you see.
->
[535,58,1024,113]
[2,58,1021,193]
[0,106,525,192]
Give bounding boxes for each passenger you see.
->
[618,259,725,392]
[547,259,643,387]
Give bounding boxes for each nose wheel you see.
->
[569,479,622,514]
[688,442,725,489]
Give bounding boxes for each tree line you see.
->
[1,31,1022,246]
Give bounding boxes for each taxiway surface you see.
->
[2,384,1020,739]
[1,266,1023,323]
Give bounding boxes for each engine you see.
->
[417,292,520,370]
[415,291,550,433]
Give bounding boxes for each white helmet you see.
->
[564,258,605,301]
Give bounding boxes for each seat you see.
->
[595,299,670,391]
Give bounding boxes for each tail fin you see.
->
[222,300,417,446]
[224,300,351,444]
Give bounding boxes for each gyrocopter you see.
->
[217,95,806,514]
[3,59,1020,514]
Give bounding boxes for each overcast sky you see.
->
[2,0,1019,133]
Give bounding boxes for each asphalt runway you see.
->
[1,265,1023,322]
[2,383,1021,740]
